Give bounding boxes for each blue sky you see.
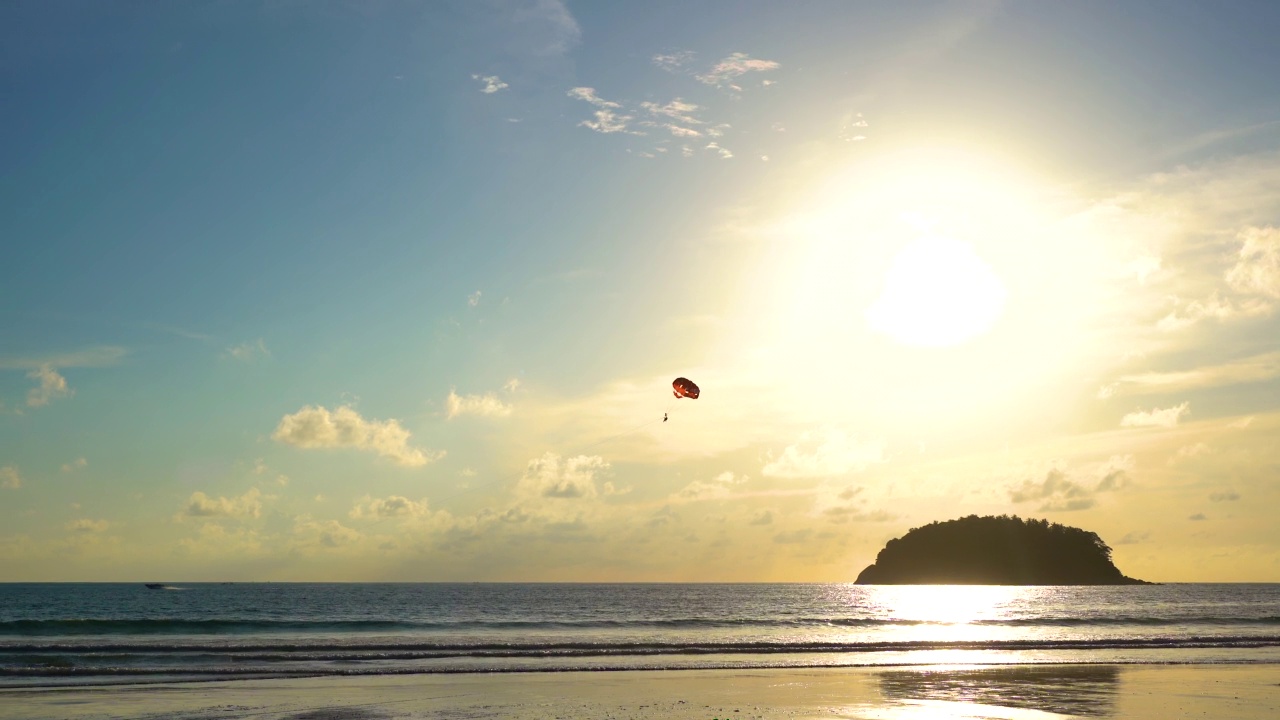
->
[3,0,1280,581]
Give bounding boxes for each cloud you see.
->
[504,377,521,393]
[1169,443,1212,464]
[773,529,812,544]
[705,142,733,159]
[65,518,109,533]
[181,488,263,519]
[1189,513,1208,521]
[468,290,482,307]
[1,466,21,489]
[61,457,88,473]
[652,51,695,73]
[517,452,610,500]
[472,74,509,94]
[672,471,746,501]
[1099,352,1280,397]
[1226,226,1280,298]
[1209,490,1241,502]
[0,345,126,370]
[273,405,443,467]
[445,390,512,419]
[1008,459,1129,512]
[566,87,642,134]
[511,0,580,55]
[294,517,362,548]
[762,429,884,479]
[1120,402,1190,428]
[26,365,72,407]
[350,495,432,520]
[224,339,270,362]
[748,509,774,526]
[1116,531,1150,545]
[696,52,780,88]
[1157,292,1270,331]
[640,99,703,126]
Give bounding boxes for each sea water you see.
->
[1,583,1277,686]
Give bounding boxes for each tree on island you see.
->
[855,515,1149,585]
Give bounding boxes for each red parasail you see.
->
[672,377,700,399]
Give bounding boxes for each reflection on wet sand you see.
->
[876,665,1119,718]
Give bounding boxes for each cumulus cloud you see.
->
[640,98,702,126]
[445,390,512,419]
[350,495,432,520]
[705,141,733,159]
[181,488,263,519]
[517,452,610,499]
[1226,226,1280,298]
[294,516,362,548]
[472,74,509,94]
[1120,402,1190,428]
[273,405,442,467]
[1008,459,1130,512]
[225,339,269,362]
[696,52,780,88]
[26,365,72,407]
[61,458,88,473]
[65,518,109,533]
[762,429,884,479]
[748,509,774,525]
[1,466,22,489]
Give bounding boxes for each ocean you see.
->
[2,583,1277,687]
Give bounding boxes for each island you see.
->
[855,515,1149,585]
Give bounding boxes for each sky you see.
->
[3,0,1280,582]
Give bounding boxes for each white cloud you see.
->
[504,377,521,393]
[61,457,88,473]
[350,495,432,520]
[567,87,619,108]
[1120,402,1190,428]
[762,429,884,479]
[517,452,610,499]
[705,142,733,159]
[26,365,72,407]
[1,466,21,489]
[1169,443,1212,464]
[65,518,109,533]
[273,405,442,467]
[652,51,695,73]
[1157,292,1270,331]
[472,74,509,94]
[640,99,702,126]
[225,339,270,362]
[1226,226,1280,298]
[468,290,482,307]
[696,52,780,88]
[181,488,263,519]
[568,87,643,135]
[446,390,512,419]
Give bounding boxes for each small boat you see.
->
[144,583,165,589]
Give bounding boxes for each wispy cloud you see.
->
[1120,402,1190,428]
[672,471,747,502]
[468,290,482,307]
[705,142,733,159]
[26,365,72,407]
[65,518,109,533]
[1226,226,1280,298]
[512,0,580,55]
[445,390,512,419]
[472,74,509,94]
[568,87,637,134]
[0,466,21,490]
[0,346,126,370]
[762,429,883,479]
[273,405,443,467]
[652,51,695,73]
[224,339,270,362]
[696,52,780,89]
[1099,352,1280,398]
[61,458,88,473]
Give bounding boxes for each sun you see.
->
[866,233,1007,347]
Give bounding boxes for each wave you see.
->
[3,616,1279,636]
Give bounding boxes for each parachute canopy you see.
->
[672,377,700,399]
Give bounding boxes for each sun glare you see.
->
[866,234,1007,347]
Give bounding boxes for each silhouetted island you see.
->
[855,515,1149,585]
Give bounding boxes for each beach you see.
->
[2,664,1278,719]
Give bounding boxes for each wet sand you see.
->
[1,664,1277,719]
